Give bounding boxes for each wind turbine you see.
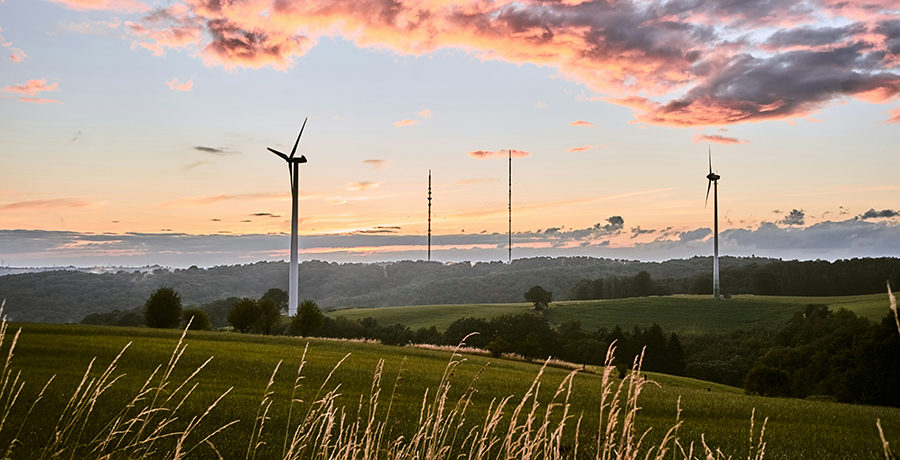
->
[268,117,308,317]
[705,147,721,300]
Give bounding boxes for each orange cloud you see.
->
[44,0,147,12]
[166,77,193,91]
[417,109,433,119]
[392,119,419,127]
[569,120,594,127]
[3,79,59,96]
[691,133,750,145]
[468,149,531,160]
[566,145,593,152]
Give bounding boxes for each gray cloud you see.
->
[630,226,656,238]
[679,228,711,242]
[194,146,238,155]
[859,208,899,219]
[2,217,899,267]
[780,209,805,226]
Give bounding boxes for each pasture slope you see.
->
[325,293,892,333]
[2,321,899,459]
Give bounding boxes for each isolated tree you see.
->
[144,286,182,328]
[524,285,552,311]
[256,297,282,335]
[182,307,211,331]
[261,288,289,314]
[292,299,324,337]
[228,298,261,333]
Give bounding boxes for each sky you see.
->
[1,0,899,268]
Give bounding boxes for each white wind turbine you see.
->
[705,147,721,299]
[267,117,308,316]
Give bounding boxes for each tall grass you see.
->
[0,300,776,460]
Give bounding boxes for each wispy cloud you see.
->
[468,149,531,160]
[569,120,594,127]
[194,146,237,155]
[362,159,392,170]
[0,198,103,211]
[345,181,382,191]
[692,133,750,145]
[45,0,148,12]
[10,48,27,62]
[417,109,433,119]
[566,145,595,152]
[534,101,548,108]
[4,78,59,96]
[18,97,64,104]
[392,119,419,127]
[182,160,212,171]
[166,77,193,91]
[159,192,290,207]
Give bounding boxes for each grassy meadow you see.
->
[327,293,892,333]
[2,321,900,459]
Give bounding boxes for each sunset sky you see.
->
[1,0,899,267]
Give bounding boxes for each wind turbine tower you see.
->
[508,149,512,264]
[705,147,721,299]
[428,170,432,261]
[267,117,309,316]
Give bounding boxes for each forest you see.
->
[1,255,898,323]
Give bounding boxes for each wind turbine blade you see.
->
[705,180,712,208]
[290,117,308,158]
[708,146,713,174]
[268,147,289,161]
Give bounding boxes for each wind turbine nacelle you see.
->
[707,173,720,181]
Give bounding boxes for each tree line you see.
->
[569,257,900,299]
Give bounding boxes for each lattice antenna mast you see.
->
[428,169,432,262]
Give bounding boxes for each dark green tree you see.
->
[261,288,289,313]
[144,287,182,328]
[256,297,282,335]
[292,299,324,337]
[486,335,510,358]
[524,285,552,311]
[228,298,261,333]
[182,307,211,331]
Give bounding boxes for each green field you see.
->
[2,322,900,459]
[327,293,893,333]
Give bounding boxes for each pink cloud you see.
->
[166,77,193,91]
[4,79,59,96]
[566,145,593,152]
[10,49,27,62]
[392,119,419,127]
[19,97,64,104]
[886,106,900,124]
[468,149,531,160]
[44,0,147,12]
[123,0,900,127]
[569,120,594,127]
[417,109,433,119]
[692,133,750,145]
